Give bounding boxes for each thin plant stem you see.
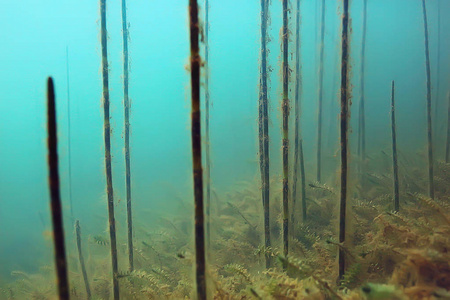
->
[189,0,206,298]
[259,0,271,268]
[204,0,212,253]
[46,77,70,300]
[316,0,325,182]
[121,0,134,273]
[65,47,74,224]
[390,81,400,212]
[292,0,305,228]
[358,0,367,187]
[75,220,91,299]
[338,0,351,280]
[421,0,435,199]
[281,0,290,266]
[445,92,450,163]
[100,0,120,297]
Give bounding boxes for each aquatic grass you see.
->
[421,0,435,199]
[338,0,351,280]
[46,77,70,299]
[390,81,400,212]
[99,0,120,298]
[121,0,134,273]
[281,0,290,268]
[316,0,325,182]
[75,220,91,299]
[7,158,450,298]
[258,0,271,268]
[189,0,206,298]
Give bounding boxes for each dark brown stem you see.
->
[422,0,434,199]
[390,81,400,212]
[282,0,290,266]
[75,220,91,299]
[100,0,120,298]
[46,77,70,300]
[316,0,325,182]
[259,0,271,268]
[338,0,350,280]
[189,0,206,298]
[204,0,211,253]
[121,0,134,273]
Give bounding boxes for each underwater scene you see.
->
[1,0,450,299]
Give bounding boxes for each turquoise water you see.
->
[0,0,449,298]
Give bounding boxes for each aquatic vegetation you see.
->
[2,166,450,299]
[2,0,450,299]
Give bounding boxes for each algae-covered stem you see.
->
[281,0,290,263]
[258,0,271,268]
[189,0,206,298]
[100,0,120,298]
[292,0,306,226]
[316,0,325,182]
[75,220,91,299]
[204,0,211,252]
[358,0,367,182]
[421,0,434,199]
[121,0,134,272]
[338,0,350,280]
[446,92,450,163]
[46,77,70,299]
[390,81,400,212]
[65,47,74,223]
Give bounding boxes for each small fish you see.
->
[92,235,109,246]
[308,182,335,194]
[176,252,185,259]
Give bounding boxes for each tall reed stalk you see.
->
[292,0,306,228]
[65,47,74,223]
[421,0,434,199]
[75,220,91,299]
[46,77,70,299]
[121,0,134,273]
[390,81,399,212]
[281,0,290,264]
[434,0,440,150]
[189,0,206,298]
[446,92,450,163]
[204,0,212,252]
[316,0,325,182]
[258,0,271,268]
[358,0,367,185]
[338,0,350,280]
[100,0,120,298]
[300,139,306,221]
